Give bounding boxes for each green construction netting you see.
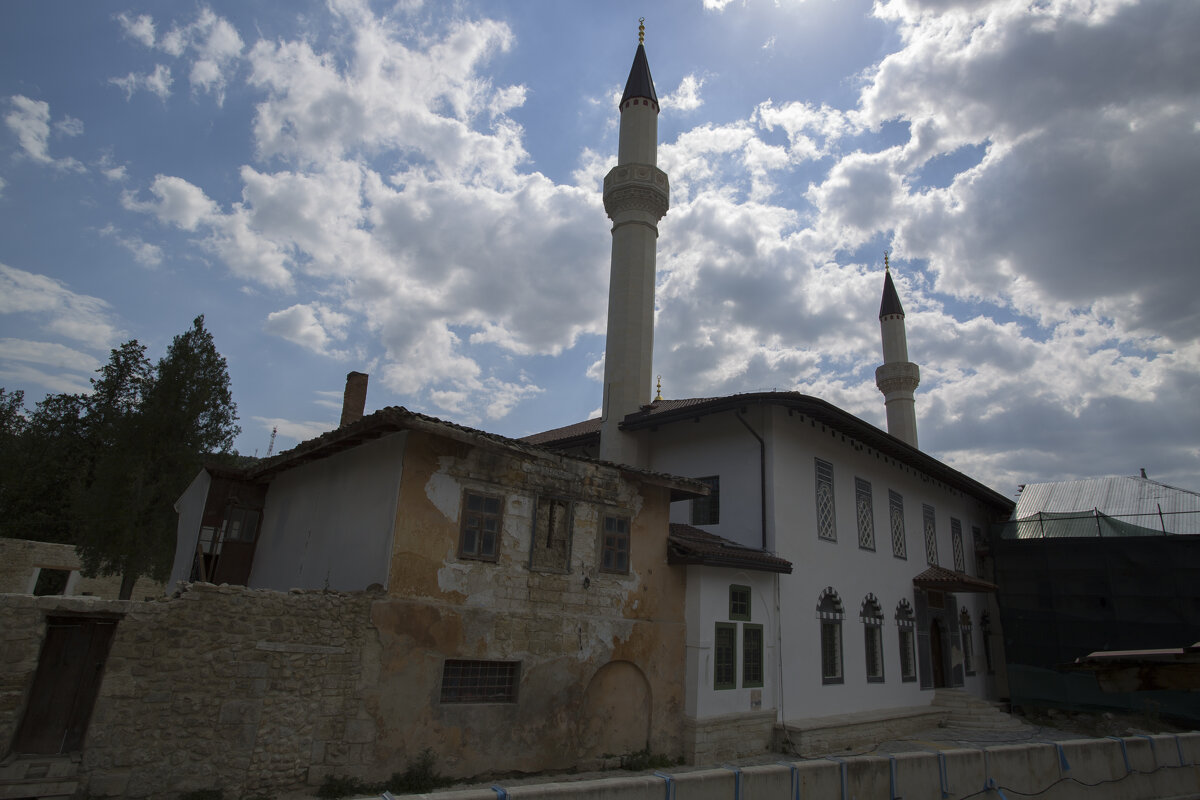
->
[998,510,1167,539]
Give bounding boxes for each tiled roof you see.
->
[222,406,706,500]
[912,564,997,593]
[525,392,1014,512]
[667,524,792,574]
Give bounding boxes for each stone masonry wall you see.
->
[683,710,778,764]
[0,583,382,799]
[0,538,164,599]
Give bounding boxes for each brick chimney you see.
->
[340,371,368,427]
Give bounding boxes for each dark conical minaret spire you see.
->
[875,252,921,448]
[599,20,670,466]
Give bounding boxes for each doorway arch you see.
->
[579,660,651,758]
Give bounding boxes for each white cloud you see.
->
[664,74,704,112]
[263,303,349,354]
[0,264,120,348]
[116,12,157,48]
[4,96,83,171]
[98,224,163,267]
[111,64,173,101]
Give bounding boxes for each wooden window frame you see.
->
[459,490,504,562]
[691,476,720,525]
[599,514,631,574]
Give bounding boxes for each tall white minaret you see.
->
[599,20,669,467]
[875,253,921,448]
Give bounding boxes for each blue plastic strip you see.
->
[380,792,396,800]
[1107,736,1133,774]
[776,761,800,800]
[1138,734,1158,768]
[889,755,898,800]
[1039,741,1071,772]
[937,751,950,798]
[1176,734,1189,767]
[654,770,676,800]
[490,786,508,799]
[722,765,742,800]
[826,756,848,800]
[984,776,1009,799]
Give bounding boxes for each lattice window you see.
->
[896,599,916,682]
[440,659,519,703]
[951,518,965,573]
[714,623,737,690]
[855,478,875,551]
[729,585,751,620]
[889,490,907,559]
[743,624,764,688]
[861,594,885,683]
[817,587,844,684]
[923,504,939,566]
[815,458,836,542]
[960,608,975,676]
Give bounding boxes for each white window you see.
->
[855,478,875,551]
[923,504,939,566]
[889,490,907,559]
[817,587,844,684]
[951,518,965,572]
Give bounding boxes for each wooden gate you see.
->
[12,616,118,754]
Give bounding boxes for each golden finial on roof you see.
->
[654,374,663,403]
[884,249,891,272]
[639,18,645,45]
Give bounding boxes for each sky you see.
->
[1,0,1197,498]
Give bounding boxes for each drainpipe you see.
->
[734,410,767,551]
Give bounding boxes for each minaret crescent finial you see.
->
[884,249,891,272]
[639,18,645,45]
[654,374,663,403]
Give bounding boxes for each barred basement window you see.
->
[692,476,720,525]
[951,518,965,573]
[729,585,751,621]
[714,622,737,690]
[600,514,630,574]
[743,623,764,688]
[815,459,837,542]
[817,587,844,684]
[889,490,907,559]
[896,599,917,682]
[923,504,939,566]
[855,478,875,551]
[459,491,503,562]
[440,659,519,703]
[861,594,885,683]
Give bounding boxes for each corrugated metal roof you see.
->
[1013,476,1200,534]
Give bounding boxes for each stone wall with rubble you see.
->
[0,583,382,799]
[0,538,164,599]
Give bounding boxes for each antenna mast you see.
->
[266,426,277,457]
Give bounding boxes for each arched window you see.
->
[816,587,844,684]
[960,607,975,676]
[861,594,884,683]
[895,599,916,682]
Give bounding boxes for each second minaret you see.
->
[599,26,669,466]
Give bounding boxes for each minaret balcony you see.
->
[875,362,921,395]
[604,165,670,220]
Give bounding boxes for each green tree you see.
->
[73,316,240,599]
[0,391,88,543]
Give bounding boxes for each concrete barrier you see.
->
[393,732,1200,799]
